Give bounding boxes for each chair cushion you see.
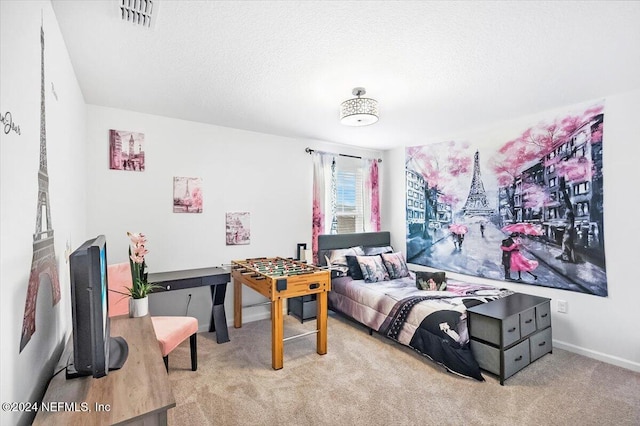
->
[107,262,133,317]
[151,316,198,357]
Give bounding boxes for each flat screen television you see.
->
[67,235,128,379]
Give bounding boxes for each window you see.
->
[574,181,590,196]
[576,201,590,216]
[334,157,364,234]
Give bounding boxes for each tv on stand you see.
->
[67,235,128,379]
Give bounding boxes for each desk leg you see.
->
[271,298,284,370]
[209,283,230,343]
[234,279,242,328]
[317,291,328,355]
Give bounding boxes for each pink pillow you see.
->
[356,255,390,283]
[381,252,410,279]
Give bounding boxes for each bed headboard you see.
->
[317,232,391,266]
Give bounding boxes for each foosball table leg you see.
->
[271,298,284,370]
[234,278,242,328]
[317,291,328,355]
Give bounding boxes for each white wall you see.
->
[85,105,383,329]
[0,1,87,425]
[383,89,640,371]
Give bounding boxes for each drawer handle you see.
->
[525,319,533,324]
[309,282,320,290]
[507,327,517,333]
[515,356,523,362]
[541,313,548,318]
[538,341,546,346]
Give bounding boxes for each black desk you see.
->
[149,267,231,343]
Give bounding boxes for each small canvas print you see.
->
[226,212,250,245]
[109,129,145,171]
[173,177,203,213]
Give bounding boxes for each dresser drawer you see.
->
[470,340,500,375]
[502,314,521,347]
[504,340,530,379]
[530,327,552,361]
[520,307,537,337]
[536,302,551,330]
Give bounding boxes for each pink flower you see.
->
[130,253,145,264]
[127,231,147,246]
[132,246,149,257]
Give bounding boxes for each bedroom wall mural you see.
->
[405,100,607,297]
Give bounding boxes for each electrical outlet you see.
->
[557,300,568,314]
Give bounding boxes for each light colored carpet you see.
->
[166,313,640,426]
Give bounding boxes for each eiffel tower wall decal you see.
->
[404,99,608,297]
[20,22,62,352]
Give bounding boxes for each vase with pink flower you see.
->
[126,232,160,317]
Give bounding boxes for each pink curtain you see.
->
[365,159,381,231]
[312,153,331,264]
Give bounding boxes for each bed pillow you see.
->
[324,246,365,268]
[356,255,390,283]
[381,252,410,279]
[345,255,363,280]
[416,271,447,291]
[363,245,394,256]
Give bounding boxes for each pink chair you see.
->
[107,262,198,371]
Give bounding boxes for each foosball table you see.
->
[231,257,331,369]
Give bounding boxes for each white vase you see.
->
[130,296,149,318]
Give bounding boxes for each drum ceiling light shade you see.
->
[340,87,379,126]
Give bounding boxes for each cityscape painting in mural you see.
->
[405,100,607,297]
[109,129,145,171]
[226,212,250,245]
[173,177,203,213]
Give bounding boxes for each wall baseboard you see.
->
[553,339,640,373]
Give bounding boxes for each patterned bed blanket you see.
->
[329,274,512,380]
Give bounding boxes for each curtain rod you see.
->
[305,147,382,163]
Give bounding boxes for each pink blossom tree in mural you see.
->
[491,104,604,262]
[406,141,472,237]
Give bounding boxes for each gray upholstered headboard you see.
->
[317,232,391,266]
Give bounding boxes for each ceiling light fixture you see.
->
[340,87,379,126]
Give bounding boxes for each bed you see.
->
[318,231,512,380]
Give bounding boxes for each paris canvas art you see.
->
[173,177,203,213]
[226,212,250,245]
[109,129,145,171]
[405,100,607,296]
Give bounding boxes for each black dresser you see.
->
[467,292,552,385]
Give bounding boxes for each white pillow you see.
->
[324,246,364,267]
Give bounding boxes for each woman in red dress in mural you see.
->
[501,233,538,281]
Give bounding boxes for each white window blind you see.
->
[334,157,364,234]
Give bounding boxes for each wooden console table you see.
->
[34,315,175,425]
[149,267,231,343]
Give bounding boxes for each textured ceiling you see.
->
[51,1,640,150]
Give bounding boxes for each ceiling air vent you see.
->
[119,0,155,28]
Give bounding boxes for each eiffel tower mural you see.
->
[462,150,494,217]
[20,22,61,352]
